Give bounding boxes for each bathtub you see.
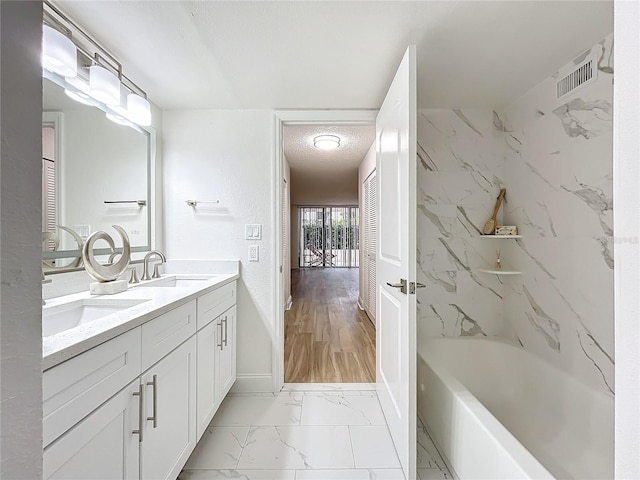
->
[417,338,613,479]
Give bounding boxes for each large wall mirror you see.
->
[42,73,151,271]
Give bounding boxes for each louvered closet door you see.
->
[43,157,56,251]
[365,170,377,324]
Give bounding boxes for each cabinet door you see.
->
[141,337,196,480]
[196,319,218,439]
[43,380,141,480]
[216,305,236,403]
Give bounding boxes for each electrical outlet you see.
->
[249,245,259,262]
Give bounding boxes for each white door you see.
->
[141,337,196,480]
[196,320,218,439]
[43,380,140,480]
[216,305,237,401]
[375,45,417,480]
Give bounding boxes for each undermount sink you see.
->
[43,298,149,337]
[138,275,217,288]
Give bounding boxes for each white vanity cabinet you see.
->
[216,305,237,403]
[195,282,237,438]
[140,337,196,480]
[43,379,141,480]
[43,279,238,480]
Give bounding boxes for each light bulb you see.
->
[89,65,120,105]
[126,93,151,126]
[42,25,77,77]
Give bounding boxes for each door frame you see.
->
[271,109,378,391]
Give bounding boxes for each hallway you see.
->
[284,268,376,383]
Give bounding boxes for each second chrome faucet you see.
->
[142,250,166,281]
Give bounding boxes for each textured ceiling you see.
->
[284,124,375,175]
[56,1,613,110]
[285,124,375,205]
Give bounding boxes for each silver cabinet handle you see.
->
[132,383,144,442]
[146,374,158,428]
[217,320,224,350]
[222,316,228,347]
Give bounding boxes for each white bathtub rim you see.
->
[420,336,614,400]
[418,342,556,479]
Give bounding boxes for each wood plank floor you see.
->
[284,268,376,383]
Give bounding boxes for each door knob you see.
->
[386,278,407,294]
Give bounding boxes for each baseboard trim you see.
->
[230,374,275,393]
[357,298,365,310]
[286,295,293,310]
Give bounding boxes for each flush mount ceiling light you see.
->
[42,25,77,77]
[314,135,341,150]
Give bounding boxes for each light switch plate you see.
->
[245,224,262,240]
[249,245,259,262]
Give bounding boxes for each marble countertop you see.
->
[43,272,239,371]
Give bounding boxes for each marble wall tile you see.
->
[417,35,614,397]
[417,109,509,340]
[501,34,614,395]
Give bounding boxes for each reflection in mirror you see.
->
[42,75,151,271]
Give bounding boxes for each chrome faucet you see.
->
[142,250,166,281]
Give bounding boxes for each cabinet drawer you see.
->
[43,327,141,448]
[197,281,236,330]
[141,300,196,371]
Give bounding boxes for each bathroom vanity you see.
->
[41,272,238,480]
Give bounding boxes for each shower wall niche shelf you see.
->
[480,235,522,239]
[477,232,521,275]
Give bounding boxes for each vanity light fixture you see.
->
[313,135,341,150]
[42,25,77,77]
[89,65,120,106]
[126,93,151,127]
[43,0,153,126]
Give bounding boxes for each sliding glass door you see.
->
[299,206,359,268]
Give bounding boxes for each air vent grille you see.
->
[556,59,594,99]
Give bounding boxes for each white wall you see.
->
[614,1,640,477]
[0,2,43,478]
[358,142,376,307]
[163,109,274,389]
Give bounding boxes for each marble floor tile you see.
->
[301,394,386,425]
[295,469,405,479]
[417,418,451,478]
[184,427,249,470]
[211,393,303,426]
[350,426,402,469]
[416,423,447,470]
[417,468,448,480]
[236,425,354,470]
[178,470,296,480]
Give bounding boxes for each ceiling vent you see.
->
[556,56,596,99]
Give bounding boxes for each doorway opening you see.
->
[275,113,377,385]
